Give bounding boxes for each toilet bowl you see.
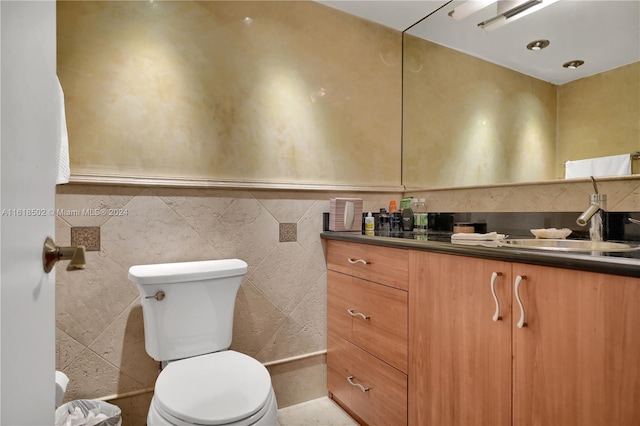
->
[147,351,277,425]
[128,259,278,426]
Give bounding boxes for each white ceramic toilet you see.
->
[128,259,278,426]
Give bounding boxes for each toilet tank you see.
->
[128,259,248,362]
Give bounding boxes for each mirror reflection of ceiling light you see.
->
[563,60,585,69]
[448,0,498,21]
[526,39,550,50]
[477,0,560,32]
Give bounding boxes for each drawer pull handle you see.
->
[515,275,527,328]
[347,376,370,392]
[490,271,502,321]
[347,258,369,265]
[347,309,370,320]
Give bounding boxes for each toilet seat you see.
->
[150,390,276,426]
[153,350,273,425]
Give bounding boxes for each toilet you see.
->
[128,259,278,426]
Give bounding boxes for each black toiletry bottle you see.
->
[402,206,414,231]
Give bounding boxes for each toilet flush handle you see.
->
[145,291,165,301]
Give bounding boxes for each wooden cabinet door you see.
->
[512,263,640,426]
[409,251,512,426]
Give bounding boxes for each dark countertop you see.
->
[321,231,640,278]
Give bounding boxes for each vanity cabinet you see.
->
[409,250,640,426]
[326,240,408,426]
[409,251,512,426]
[511,262,640,425]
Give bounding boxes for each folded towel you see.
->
[451,240,501,247]
[451,232,506,241]
[564,154,631,179]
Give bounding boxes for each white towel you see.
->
[564,154,631,179]
[451,240,501,247]
[451,232,506,241]
[56,77,70,184]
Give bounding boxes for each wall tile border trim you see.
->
[68,174,405,193]
[68,173,639,194]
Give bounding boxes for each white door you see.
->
[1,1,58,424]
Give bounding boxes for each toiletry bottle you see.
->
[391,211,402,233]
[402,204,414,232]
[411,198,419,232]
[419,198,428,233]
[389,200,397,214]
[364,212,375,236]
[378,208,390,236]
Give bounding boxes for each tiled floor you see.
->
[276,397,358,426]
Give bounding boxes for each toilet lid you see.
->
[154,351,272,425]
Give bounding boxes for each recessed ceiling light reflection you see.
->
[243,17,253,24]
[526,39,549,51]
[562,60,585,69]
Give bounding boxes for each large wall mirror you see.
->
[402,0,640,189]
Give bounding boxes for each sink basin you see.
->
[499,239,640,252]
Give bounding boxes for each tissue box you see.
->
[329,198,363,232]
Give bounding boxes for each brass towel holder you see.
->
[43,236,86,273]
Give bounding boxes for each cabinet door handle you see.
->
[347,309,370,320]
[490,271,502,321]
[347,375,370,392]
[514,275,527,328]
[347,258,369,265]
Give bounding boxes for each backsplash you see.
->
[408,176,640,213]
[428,211,640,242]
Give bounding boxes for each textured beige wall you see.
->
[403,36,557,189]
[557,61,640,176]
[403,36,639,189]
[54,185,400,422]
[57,1,402,186]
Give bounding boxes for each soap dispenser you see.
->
[364,212,375,236]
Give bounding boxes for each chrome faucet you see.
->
[576,177,606,241]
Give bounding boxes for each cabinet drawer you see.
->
[326,240,408,290]
[328,332,407,426]
[328,270,408,373]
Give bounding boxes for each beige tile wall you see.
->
[55,184,399,420]
[408,176,640,213]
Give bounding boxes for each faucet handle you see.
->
[590,176,599,195]
[43,237,86,273]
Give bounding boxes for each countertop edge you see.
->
[321,232,640,278]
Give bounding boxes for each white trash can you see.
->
[55,399,122,426]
